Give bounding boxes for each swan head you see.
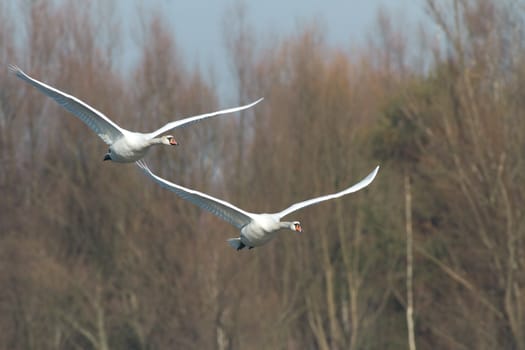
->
[162,135,178,146]
[291,221,302,233]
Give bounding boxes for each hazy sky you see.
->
[120,0,426,101]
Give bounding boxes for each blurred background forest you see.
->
[1,0,525,349]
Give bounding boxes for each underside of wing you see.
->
[136,161,253,229]
[277,165,380,218]
[9,65,124,145]
[148,98,263,138]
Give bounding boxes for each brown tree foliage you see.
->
[1,0,524,349]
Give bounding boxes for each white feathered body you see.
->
[240,214,283,247]
[109,132,154,163]
[134,160,380,250]
[9,65,263,163]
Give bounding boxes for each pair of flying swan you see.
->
[9,65,379,250]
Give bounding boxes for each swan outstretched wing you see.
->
[148,98,263,138]
[277,166,380,219]
[136,160,254,229]
[9,65,124,144]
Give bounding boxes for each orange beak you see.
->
[170,138,178,146]
[295,224,302,233]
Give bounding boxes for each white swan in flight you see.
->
[9,65,263,163]
[136,160,379,250]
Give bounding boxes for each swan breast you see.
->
[109,133,151,162]
[240,214,281,247]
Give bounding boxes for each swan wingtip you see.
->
[250,97,264,106]
[135,159,148,171]
[8,64,25,79]
[8,64,19,73]
[371,165,380,179]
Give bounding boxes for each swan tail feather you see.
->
[227,238,244,250]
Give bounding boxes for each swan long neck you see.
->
[277,220,301,233]
[149,137,164,145]
[279,221,294,230]
[148,135,176,146]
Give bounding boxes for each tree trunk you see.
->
[405,172,416,350]
[320,228,342,349]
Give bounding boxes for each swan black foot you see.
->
[248,246,254,250]
[237,242,246,251]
